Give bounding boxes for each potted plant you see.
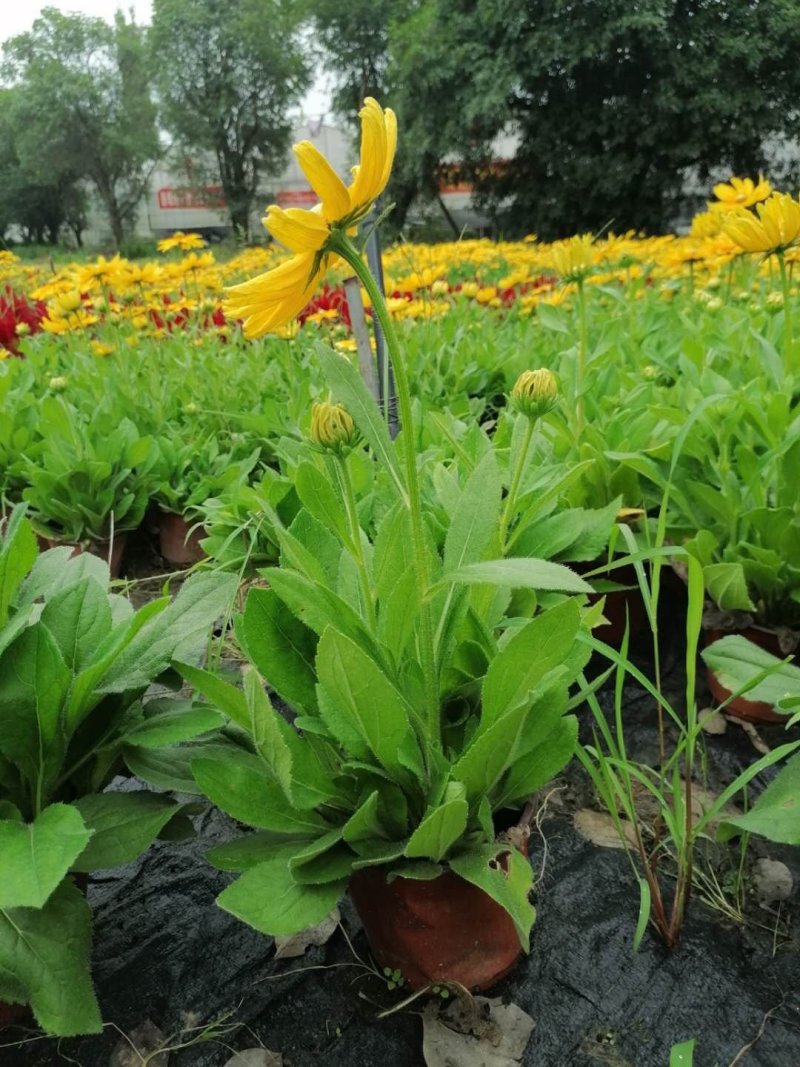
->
[152,434,260,565]
[21,397,158,575]
[666,391,800,721]
[176,98,596,992]
[0,506,238,1034]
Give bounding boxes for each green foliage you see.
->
[0,507,237,1033]
[150,0,310,235]
[385,0,800,235]
[2,9,159,247]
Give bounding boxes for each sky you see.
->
[0,0,332,117]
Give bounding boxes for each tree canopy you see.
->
[2,8,158,247]
[150,0,310,237]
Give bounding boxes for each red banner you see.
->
[157,186,226,210]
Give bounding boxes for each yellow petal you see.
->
[224,253,323,337]
[349,98,388,213]
[264,206,329,254]
[293,141,351,221]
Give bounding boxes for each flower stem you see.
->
[499,417,534,553]
[332,234,440,741]
[778,251,793,369]
[576,279,588,432]
[333,454,377,631]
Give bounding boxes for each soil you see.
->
[2,562,799,1067]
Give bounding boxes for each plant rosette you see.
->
[0,507,238,1035]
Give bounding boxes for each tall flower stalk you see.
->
[225,99,441,738]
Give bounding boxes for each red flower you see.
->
[0,287,46,355]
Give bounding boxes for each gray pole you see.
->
[364,204,399,438]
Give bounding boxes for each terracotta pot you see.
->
[158,511,206,566]
[0,1000,29,1029]
[39,533,128,578]
[705,626,794,725]
[349,843,527,992]
[578,561,647,646]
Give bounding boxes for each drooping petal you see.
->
[294,141,351,222]
[224,252,324,337]
[349,98,388,213]
[264,206,330,254]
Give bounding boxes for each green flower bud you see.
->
[510,368,558,420]
[310,401,358,454]
[48,375,68,391]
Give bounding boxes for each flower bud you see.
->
[15,322,31,337]
[510,368,558,420]
[310,401,358,454]
[48,375,67,391]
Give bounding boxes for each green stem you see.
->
[778,251,793,369]
[332,233,440,741]
[576,279,588,433]
[333,454,377,631]
[499,417,534,553]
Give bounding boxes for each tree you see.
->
[386,0,800,237]
[3,8,159,248]
[0,86,87,246]
[150,0,310,239]
[308,0,392,124]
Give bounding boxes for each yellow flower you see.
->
[90,340,114,358]
[550,235,595,282]
[690,211,722,239]
[310,401,358,454]
[721,194,800,255]
[157,231,206,253]
[510,368,559,420]
[710,175,772,213]
[225,98,396,338]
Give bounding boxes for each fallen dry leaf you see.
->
[699,708,727,735]
[423,997,535,1067]
[753,859,793,904]
[573,809,637,850]
[274,907,340,959]
[111,1020,168,1067]
[223,1050,283,1067]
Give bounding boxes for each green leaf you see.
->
[449,845,535,951]
[482,598,581,729]
[0,508,37,627]
[342,790,389,843]
[703,562,754,611]
[294,461,351,545]
[0,880,101,1035]
[244,668,293,799]
[702,635,800,710]
[207,831,309,871]
[71,792,184,872]
[122,739,239,794]
[39,578,112,674]
[405,785,469,862]
[0,804,91,909]
[94,570,238,693]
[316,344,406,502]
[316,627,416,778]
[444,558,592,594]
[236,587,318,715]
[191,757,329,835]
[717,753,800,844]
[218,847,346,936]
[536,302,569,333]
[122,702,224,748]
[443,451,501,573]
[670,1039,695,1066]
[496,714,578,808]
[451,698,532,799]
[0,621,71,798]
